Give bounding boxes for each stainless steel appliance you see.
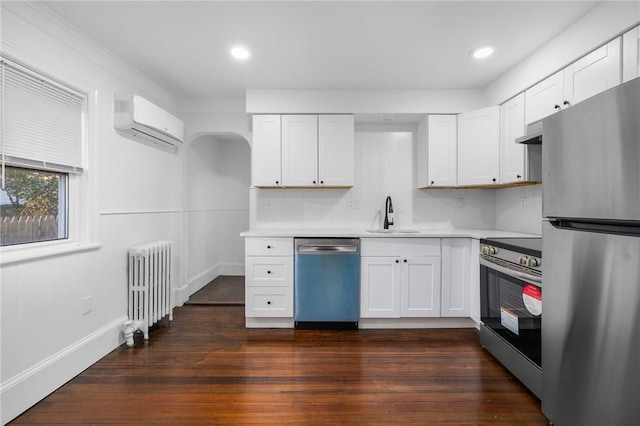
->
[294,238,360,329]
[542,77,640,425]
[479,237,543,398]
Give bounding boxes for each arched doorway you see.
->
[184,132,250,303]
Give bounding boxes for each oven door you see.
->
[480,256,542,369]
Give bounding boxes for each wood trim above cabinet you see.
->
[419,181,541,190]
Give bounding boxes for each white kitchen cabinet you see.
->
[282,115,318,187]
[251,115,281,187]
[360,256,401,318]
[244,237,294,321]
[318,115,355,187]
[441,238,472,318]
[525,38,621,124]
[400,256,441,317]
[457,105,500,186]
[623,25,640,83]
[524,70,565,124]
[416,115,457,188]
[360,238,441,318]
[500,93,526,184]
[254,114,354,188]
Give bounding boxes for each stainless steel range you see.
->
[479,237,542,398]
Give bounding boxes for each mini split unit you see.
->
[114,94,184,148]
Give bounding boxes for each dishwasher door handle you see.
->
[297,245,358,253]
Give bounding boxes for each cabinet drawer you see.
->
[246,287,293,317]
[245,256,293,286]
[361,238,441,257]
[245,237,293,256]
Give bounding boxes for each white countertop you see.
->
[240,228,540,239]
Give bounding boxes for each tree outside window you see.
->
[0,166,68,246]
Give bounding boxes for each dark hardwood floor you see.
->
[11,306,548,425]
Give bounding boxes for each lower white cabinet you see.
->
[360,238,441,318]
[244,237,294,320]
[441,238,472,317]
[361,238,474,320]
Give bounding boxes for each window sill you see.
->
[0,240,102,266]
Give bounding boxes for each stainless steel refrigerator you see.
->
[542,77,640,425]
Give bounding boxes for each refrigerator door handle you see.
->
[547,218,640,237]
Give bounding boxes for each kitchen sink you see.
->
[365,228,420,234]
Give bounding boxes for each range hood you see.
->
[516,119,543,144]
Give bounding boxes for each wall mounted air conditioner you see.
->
[114,94,184,148]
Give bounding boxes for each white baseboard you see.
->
[219,262,244,276]
[359,317,476,329]
[0,315,127,425]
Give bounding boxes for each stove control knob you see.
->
[519,256,529,265]
[527,258,540,267]
[482,246,489,255]
[488,246,498,255]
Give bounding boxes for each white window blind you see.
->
[1,58,85,175]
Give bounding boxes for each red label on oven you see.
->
[522,284,542,316]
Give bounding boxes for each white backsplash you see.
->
[495,184,543,235]
[253,129,540,233]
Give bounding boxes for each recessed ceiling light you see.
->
[230,46,251,60]
[378,115,397,123]
[471,45,495,59]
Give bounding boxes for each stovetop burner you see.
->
[480,237,542,258]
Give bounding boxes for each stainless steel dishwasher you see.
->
[294,238,360,330]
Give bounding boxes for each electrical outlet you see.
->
[82,296,93,315]
[457,198,465,209]
[266,199,272,209]
[347,199,359,209]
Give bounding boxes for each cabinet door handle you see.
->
[430,181,435,185]
[267,270,271,274]
[492,178,497,182]
[517,174,522,179]
[395,259,400,263]
[267,245,271,249]
[403,259,407,263]
[313,180,317,184]
[563,100,571,106]
[275,180,279,185]
[320,180,324,185]
[267,301,271,305]
[554,104,561,110]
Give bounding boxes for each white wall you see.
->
[0,3,180,423]
[184,135,250,298]
[246,88,484,114]
[254,129,497,231]
[485,1,640,105]
[495,185,543,235]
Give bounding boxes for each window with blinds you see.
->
[1,58,85,174]
[1,58,86,246]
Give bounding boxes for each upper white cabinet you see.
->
[253,114,354,188]
[416,115,457,188]
[318,115,355,187]
[623,25,640,83]
[500,93,526,184]
[525,38,621,124]
[524,70,565,125]
[457,105,500,186]
[282,115,318,186]
[251,115,282,187]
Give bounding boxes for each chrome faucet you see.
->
[383,196,394,230]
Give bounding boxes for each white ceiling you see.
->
[43,1,601,100]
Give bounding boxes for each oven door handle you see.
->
[480,257,542,284]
